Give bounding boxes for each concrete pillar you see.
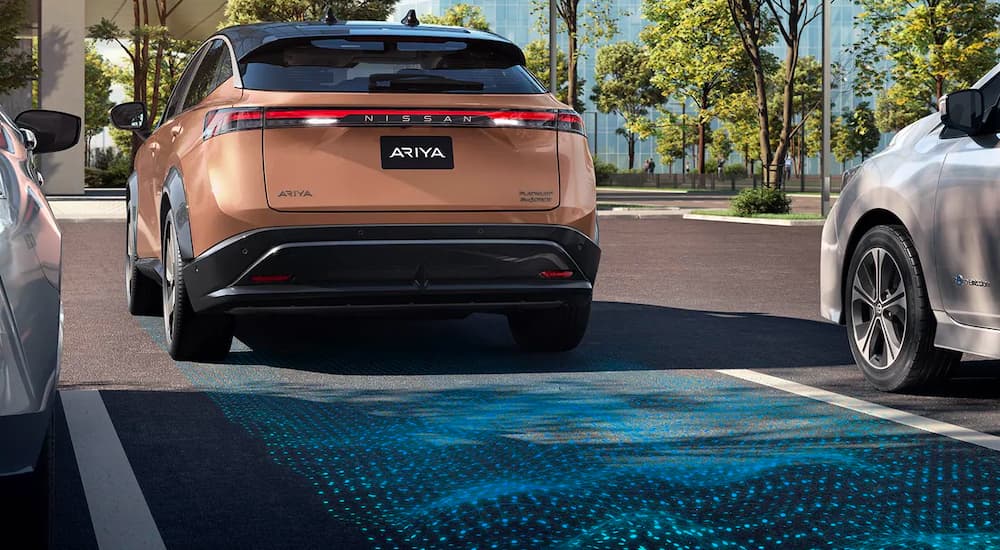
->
[38,0,85,195]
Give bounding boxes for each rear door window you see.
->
[184,40,230,110]
[239,37,545,94]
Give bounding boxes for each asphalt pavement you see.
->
[13,217,1000,549]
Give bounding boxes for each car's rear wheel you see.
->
[162,209,234,361]
[508,297,591,352]
[846,225,960,392]
[125,207,160,316]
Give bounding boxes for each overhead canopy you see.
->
[84,0,228,41]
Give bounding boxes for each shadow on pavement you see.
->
[226,301,853,375]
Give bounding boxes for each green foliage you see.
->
[854,0,1000,131]
[88,16,199,123]
[730,186,792,216]
[86,148,132,188]
[710,131,734,165]
[0,0,36,96]
[593,160,618,184]
[421,4,490,30]
[523,39,582,109]
[723,163,748,177]
[223,0,400,25]
[845,102,881,161]
[84,43,115,155]
[532,0,623,110]
[643,0,754,173]
[650,110,696,168]
[591,41,663,170]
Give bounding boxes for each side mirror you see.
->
[940,89,985,135]
[14,110,82,154]
[110,102,148,135]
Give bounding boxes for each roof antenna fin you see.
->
[401,9,420,27]
[323,6,339,25]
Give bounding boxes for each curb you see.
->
[682,213,825,227]
[598,208,687,219]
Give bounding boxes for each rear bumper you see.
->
[183,225,601,314]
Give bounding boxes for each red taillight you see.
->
[260,108,587,134]
[203,108,263,140]
[556,112,586,135]
[204,107,587,136]
[249,274,293,284]
[539,270,575,280]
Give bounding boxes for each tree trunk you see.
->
[627,134,636,170]
[773,39,799,189]
[567,32,578,111]
[697,86,710,174]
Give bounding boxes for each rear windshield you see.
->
[239,37,545,94]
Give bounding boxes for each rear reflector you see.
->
[539,270,575,280]
[249,274,292,284]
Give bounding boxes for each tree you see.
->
[88,1,196,158]
[222,0,400,25]
[591,42,663,170]
[0,0,36,97]
[421,3,490,31]
[854,0,1000,132]
[715,90,764,173]
[643,0,754,174]
[764,0,822,187]
[727,0,779,184]
[646,110,696,174]
[533,0,621,113]
[523,39,581,109]
[84,44,115,167]
[844,101,881,162]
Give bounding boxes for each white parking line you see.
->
[61,390,166,550]
[718,369,1000,453]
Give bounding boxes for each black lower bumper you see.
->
[183,225,600,314]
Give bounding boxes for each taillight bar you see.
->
[203,108,262,139]
[205,107,587,139]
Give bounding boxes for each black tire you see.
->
[508,297,591,352]
[845,225,960,392]
[162,209,234,361]
[126,206,161,316]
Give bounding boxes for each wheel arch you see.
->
[160,167,195,261]
[840,209,907,324]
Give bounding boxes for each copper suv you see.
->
[111,15,600,361]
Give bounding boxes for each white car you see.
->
[0,107,80,535]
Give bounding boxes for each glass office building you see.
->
[394,1,868,172]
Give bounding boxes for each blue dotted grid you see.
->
[141,317,1000,549]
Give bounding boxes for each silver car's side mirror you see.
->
[19,128,36,151]
[941,89,985,135]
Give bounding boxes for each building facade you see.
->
[394,0,869,173]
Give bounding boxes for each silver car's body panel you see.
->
[821,89,1000,358]
[0,110,62,476]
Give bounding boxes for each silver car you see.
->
[821,65,1000,392]
[0,107,80,521]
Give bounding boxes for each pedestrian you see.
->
[784,157,793,182]
[642,159,651,174]
[717,158,725,177]
[646,158,656,174]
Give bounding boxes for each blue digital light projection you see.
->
[141,317,1000,549]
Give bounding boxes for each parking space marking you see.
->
[61,390,166,550]
[719,369,1000,452]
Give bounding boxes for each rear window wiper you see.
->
[368,73,485,92]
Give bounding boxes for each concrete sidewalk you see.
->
[49,199,125,222]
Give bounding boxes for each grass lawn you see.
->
[691,209,825,220]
